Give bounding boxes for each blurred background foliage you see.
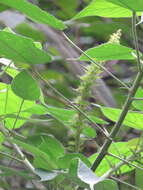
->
[0,0,143,189]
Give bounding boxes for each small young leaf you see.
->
[0,31,51,65]
[11,70,40,101]
[0,0,66,30]
[79,43,135,62]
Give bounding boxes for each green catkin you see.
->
[72,30,122,152]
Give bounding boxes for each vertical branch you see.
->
[91,13,143,171]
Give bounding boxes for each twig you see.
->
[33,69,111,140]
[0,122,35,174]
[62,32,130,90]
[111,176,141,190]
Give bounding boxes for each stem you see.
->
[91,13,143,172]
[12,99,24,130]
[33,69,110,139]
[62,32,130,90]
[91,71,143,171]
[0,122,35,174]
[0,151,23,163]
[111,176,141,190]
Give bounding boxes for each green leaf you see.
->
[101,107,143,130]
[94,179,119,190]
[132,88,143,111]
[0,83,35,129]
[0,31,51,65]
[15,23,46,42]
[0,0,66,30]
[42,105,107,125]
[106,0,143,12]
[89,141,134,176]
[79,43,135,61]
[38,135,65,161]
[73,0,141,19]
[82,127,97,138]
[14,139,57,170]
[11,70,40,101]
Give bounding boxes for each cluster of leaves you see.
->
[0,0,143,190]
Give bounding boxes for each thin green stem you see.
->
[33,69,110,139]
[0,122,35,174]
[0,151,23,163]
[4,85,9,114]
[111,176,141,190]
[107,152,143,172]
[12,99,24,130]
[62,32,130,90]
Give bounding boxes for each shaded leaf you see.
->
[94,179,119,190]
[0,30,51,65]
[11,70,40,101]
[0,0,66,30]
[14,139,57,170]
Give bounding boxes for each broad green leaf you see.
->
[79,43,135,61]
[14,139,57,170]
[89,141,134,176]
[42,105,107,125]
[0,31,51,65]
[11,70,40,101]
[0,0,66,30]
[0,84,35,129]
[73,0,141,19]
[15,23,46,42]
[132,88,143,111]
[106,0,143,12]
[101,107,143,130]
[94,179,119,190]
[38,135,65,161]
